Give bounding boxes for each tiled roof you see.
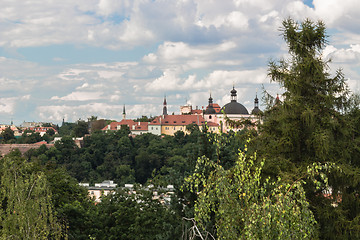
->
[212,103,221,113]
[102,119,148,131]
[150,115,219,127]
[131,122,148,131]
[28,127,58,133]
[191,109,203,114]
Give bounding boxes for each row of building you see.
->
[80,180,174,205]
[1,87,261,137]
[102,87,261,135]
[0,123,58,138]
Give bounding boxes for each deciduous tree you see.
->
[0,151,63,239]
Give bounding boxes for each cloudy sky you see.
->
[1,0,360,125]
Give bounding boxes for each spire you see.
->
[209,92,213,105]
[251,92,261,115]
[205,92,216,114]
[122,104,126,120]
[163,95,168,116]
[230,86,237,102]
[254,92,259,108]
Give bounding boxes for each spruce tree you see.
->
[256,18,360,239]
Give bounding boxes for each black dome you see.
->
[205,107,216,114]
[251,107,261,115]
[222,102,249,115]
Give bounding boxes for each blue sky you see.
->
[1,0,360,125]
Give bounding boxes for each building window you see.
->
[151,127,153,130]
[165,127,169,130]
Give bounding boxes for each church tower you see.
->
[163,96,168,116]
[251,93,261,115]
[231,86,237,102]
[122,104,126,120]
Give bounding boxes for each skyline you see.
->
[1,0,360,125]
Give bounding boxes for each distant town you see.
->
[0,87,262,145]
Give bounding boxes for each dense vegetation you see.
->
[1,18,360,239]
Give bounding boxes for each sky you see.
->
[1,0,360,125]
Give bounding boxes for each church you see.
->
[203,86,261,132]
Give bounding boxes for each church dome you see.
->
[204,93,216,114]
[205,106,216,114]
[221,86,249,115]
[222,102,249,115]
[251,107,261,114]
[251,94,261,115]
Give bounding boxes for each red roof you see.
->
[205,103,221,113]
[28,127,57,133]
[150,115,218,127]
[191,109,203,115]
[212,103,221,113]
[102,119,148,131]
[131,122,148,131]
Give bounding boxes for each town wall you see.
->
[0,144,54,156]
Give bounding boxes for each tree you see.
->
[0,151,63,239]
[74,120,89,137]
[184,140,331,239]
[0,127,15,143]
[93,188,181,240]
[45,167,96,240]
[46,128,56,136]
[256,18,360,239]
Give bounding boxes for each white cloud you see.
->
[51,91,104,101]
[0,0,315,49]
[323,44,360,63]
[36,102,159,122]
[0,98,16,114]
[144,68,268,93]
[313,0,360,27]
[1,0,360,124]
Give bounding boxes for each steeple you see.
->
[205,92,216,114]
[230,86,237,102]
[122,104,126,119]
[254,93,259,109]
[209,92,213,106]
[251,92,261,115]
[163,95,168,116]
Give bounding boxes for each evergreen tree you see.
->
[256,18,360,239]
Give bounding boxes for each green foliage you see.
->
[0,151,63,239]
[0,127,15,143]
[135,115,155,122]
[18,130,43,144]
[46,127,56,136]
[92,189,181,240]
[58,122,76,136]
[185,141,337,239]
[74,120,89,137]
[256,18,360,239]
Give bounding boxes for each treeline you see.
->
[0,126,250,239]
[24,125,246,186]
